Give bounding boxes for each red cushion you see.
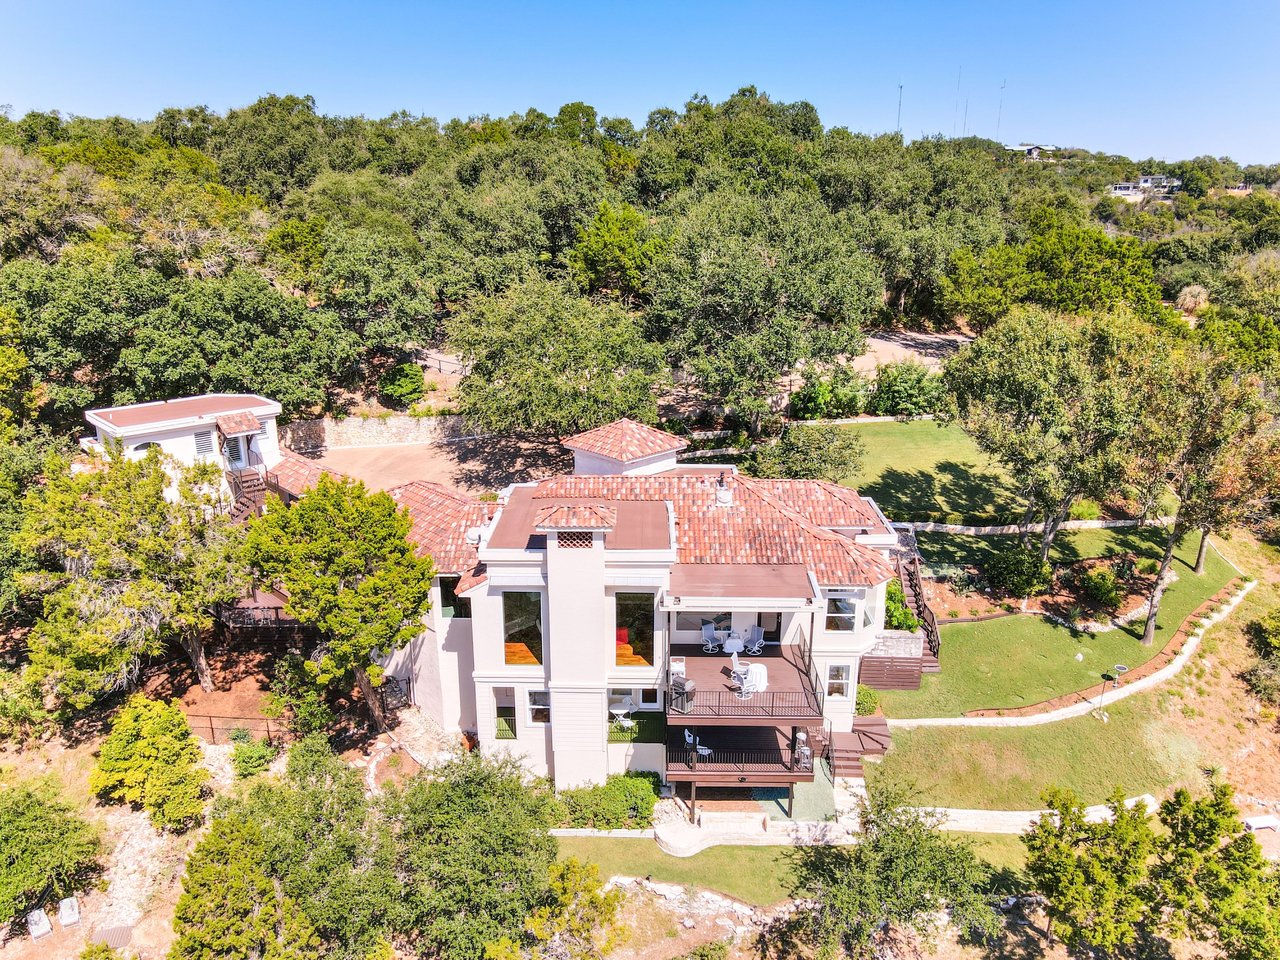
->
[616,627,629,646]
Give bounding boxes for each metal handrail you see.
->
[902,555,941,659]
[665,745,811,773]
[668,687,822,719]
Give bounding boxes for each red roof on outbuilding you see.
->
[563,419,688,462]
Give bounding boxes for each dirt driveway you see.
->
[850,331,971,373]
[313,435,571,495]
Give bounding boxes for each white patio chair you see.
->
[26,908,52,940]
[57,896,80,928]
[700,623,720,653]
[684,728,713,757]
[730,651,751,681]
[617,716,636,732]
[745,625,765,655]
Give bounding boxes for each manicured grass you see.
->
[881,530,1236,718]
[556,837,795,906]
[839,420,1024,524]
[867,688,1204,809]
[557,831,1028,904]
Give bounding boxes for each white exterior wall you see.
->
[810,579,888,726]
[571,449,680,476]
[381,579,477,733]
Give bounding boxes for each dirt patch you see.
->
[926,577,1010,621]
[850,331,971,373]
[313,434,570,495]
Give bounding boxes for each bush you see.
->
[1068,498,1102,521]
[89,696,209,832]
[884,579,921,631]
[680,943,729,960]
[1248,609,1280,657]
[790,366,869,420]
[229,729,280,779]
[1079,567,1122,609]
[986,547,1052,598]
[1243,656,1280,706]
[866,361,947,417]
[378,362,426,409]
[855,685,880,717]
[0,781,102,925]
[263,654,336,735]
[559,772,661,829]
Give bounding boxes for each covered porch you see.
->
[665,724,819,820]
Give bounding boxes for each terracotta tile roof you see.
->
[533,503,617,531]
[562,419,688,462]
[387,481,495,592]
[216,411,262,436]
[270,453,345,498]
[513,473,895,587]
[754,479,889,533]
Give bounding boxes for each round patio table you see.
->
[722,635,745,655]
[608,699,633,722]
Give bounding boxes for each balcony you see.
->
[665,643,821,725]
[664,726,816,786]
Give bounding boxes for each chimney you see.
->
[714,471,733,508]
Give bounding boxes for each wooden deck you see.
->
[664,725,817,785]
[667,643,821,725]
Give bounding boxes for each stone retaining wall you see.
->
[280,414,474,452]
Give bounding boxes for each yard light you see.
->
[1095,664,1129,723]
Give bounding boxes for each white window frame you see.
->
[527,690,551,725]
[825,592,862,634]
[827,664,852,699]
[224,435,244,466]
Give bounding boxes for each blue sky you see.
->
[2,0,1277,162]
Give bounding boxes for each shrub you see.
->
[1068,498,1102,521]
[1079,567,1122,609]
[866,361,946,417]
[89,696,209,832]
[229,729,280,779]
[1243,656,1280,706]
[0,781,102,925]
[378,362,426,409]
[884,579,921,631]
[986,547,1052,598]
[792,366,870,420]
[559,772,661,829]
[1136,557,1160,575]
[680,943,729,960]
[1247,609,1280,657]
[263,655,335,735]
[855,685,880,717]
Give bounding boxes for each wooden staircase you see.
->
[227,470,267,523]
[899,555,941,673]
[827,716,892,779]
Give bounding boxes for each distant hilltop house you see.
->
[81,393,329,519]
[1005,143,1057,161]
[1108,175,1182,201]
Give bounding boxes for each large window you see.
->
[826,596,860,633]
[827,665,851,698]
[675,611,731,633]
[494,686,516,739]
[527,690,551,724]
[503,592,543,665]
[615,592,655,666]
[439,576,471,619]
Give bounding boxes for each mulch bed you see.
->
[962,578,1243,718]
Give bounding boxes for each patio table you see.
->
[608,699,633,722]
[721,635,745,655]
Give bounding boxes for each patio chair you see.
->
[730,650,751,681]
[617,716,636,732]
[734,662,769,702]
[26,909,52,941]
[57,896,80,928]
[684,728,713,757]
[745,625,765,655]
[700,622,720,653]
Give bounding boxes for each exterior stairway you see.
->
[899,555,941,673]
[827,716,892,778]
[227,470,267,523]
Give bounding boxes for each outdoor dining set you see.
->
[701,623,769,701]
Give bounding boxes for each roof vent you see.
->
[464,527,483,546]
[714,472,733,508]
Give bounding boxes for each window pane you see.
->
[503,592,542,665]
[675,611,731,632]
[440,576,471,619]
[827,680,849,698]
[616,592,655,666]
[826,615,857,632]
[639,688,659,706]
[828,665,850,681]
[827,597,856,616]
[528,690,550,724]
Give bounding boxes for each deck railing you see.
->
[665,745,813,775]
[903,554,940,659]
[667,687,822,719]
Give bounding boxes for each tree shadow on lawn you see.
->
[862,461,1021,522]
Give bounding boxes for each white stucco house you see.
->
[379,418,931,810]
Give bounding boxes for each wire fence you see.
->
[186,713,286,745]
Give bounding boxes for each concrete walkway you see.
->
[929,793,1159,834]
[888,579,1255,730]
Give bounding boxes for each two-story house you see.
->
[382,419,923,813]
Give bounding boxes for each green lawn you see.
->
[839,420,1024,524]
[881,529,1236,719]
[867,687,1204,809]
[558,832,1028,904]
[555,837,795,905]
